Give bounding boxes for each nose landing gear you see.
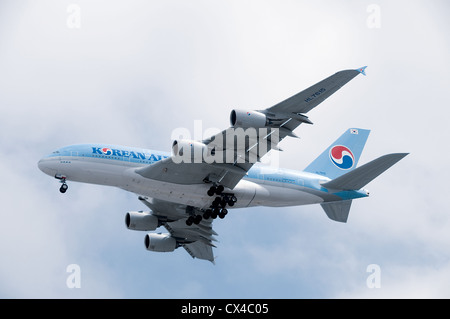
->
[55,174,68,193]
[59,183,68,193]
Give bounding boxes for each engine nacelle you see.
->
[125,211,158,231]
[230,109,268,128]
[144,233,177,252]
[172,139,208,163]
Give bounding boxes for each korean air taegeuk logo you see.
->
[101,147,112,155]
[329,145,354,170]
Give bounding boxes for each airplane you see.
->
[37,66,408,263]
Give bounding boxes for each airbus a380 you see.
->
[38,67,408,263]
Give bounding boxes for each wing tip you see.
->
[356,66,368,76]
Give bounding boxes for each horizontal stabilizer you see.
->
[321,153,409,191]
[321,200,352,223]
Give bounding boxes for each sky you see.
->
[0,0,449,298]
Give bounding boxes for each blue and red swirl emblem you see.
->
[330,145,354,170]
[101,147,112,155]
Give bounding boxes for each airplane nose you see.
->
[37,157,57,176]
[37,159,44,172]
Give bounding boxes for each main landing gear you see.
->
[185,185,237,226]
[55,174,68,193]
[207,185,224,196]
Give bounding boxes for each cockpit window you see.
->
[52,150,60,154]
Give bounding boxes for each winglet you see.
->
[356,66,367,76]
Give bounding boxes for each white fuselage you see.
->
[38,143,365,210]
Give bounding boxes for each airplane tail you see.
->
[304,128,371,179]
[319,153,408,223]
[304,128,409,223]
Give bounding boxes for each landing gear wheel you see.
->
[219,208,228,219]
[203,209,212,220]
[194,214,202,225]
[212,197,222,207]
[186,216,194,226]
[207,187,216,197]
[216,185,224,195]
[211,208,220,219]
[59,183,68,193]
[207,185,225,196]
[228,195,237,206]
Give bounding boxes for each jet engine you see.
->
[172,139,208,163]
[144,233,177,252]
[125,211,159,231]
[230,109,268,128]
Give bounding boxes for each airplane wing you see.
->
[165,218,217,262]
[265,66,367,115]
[136,67,366,190]
[139,196,217,262]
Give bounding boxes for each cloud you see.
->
[0,152,125,297]
[338,263,450,298]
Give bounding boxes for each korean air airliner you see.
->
[38,67,408,262]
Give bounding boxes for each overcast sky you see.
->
[0,0,449,298]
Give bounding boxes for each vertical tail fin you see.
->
[304,128,370,179]
[321,200,353,223]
